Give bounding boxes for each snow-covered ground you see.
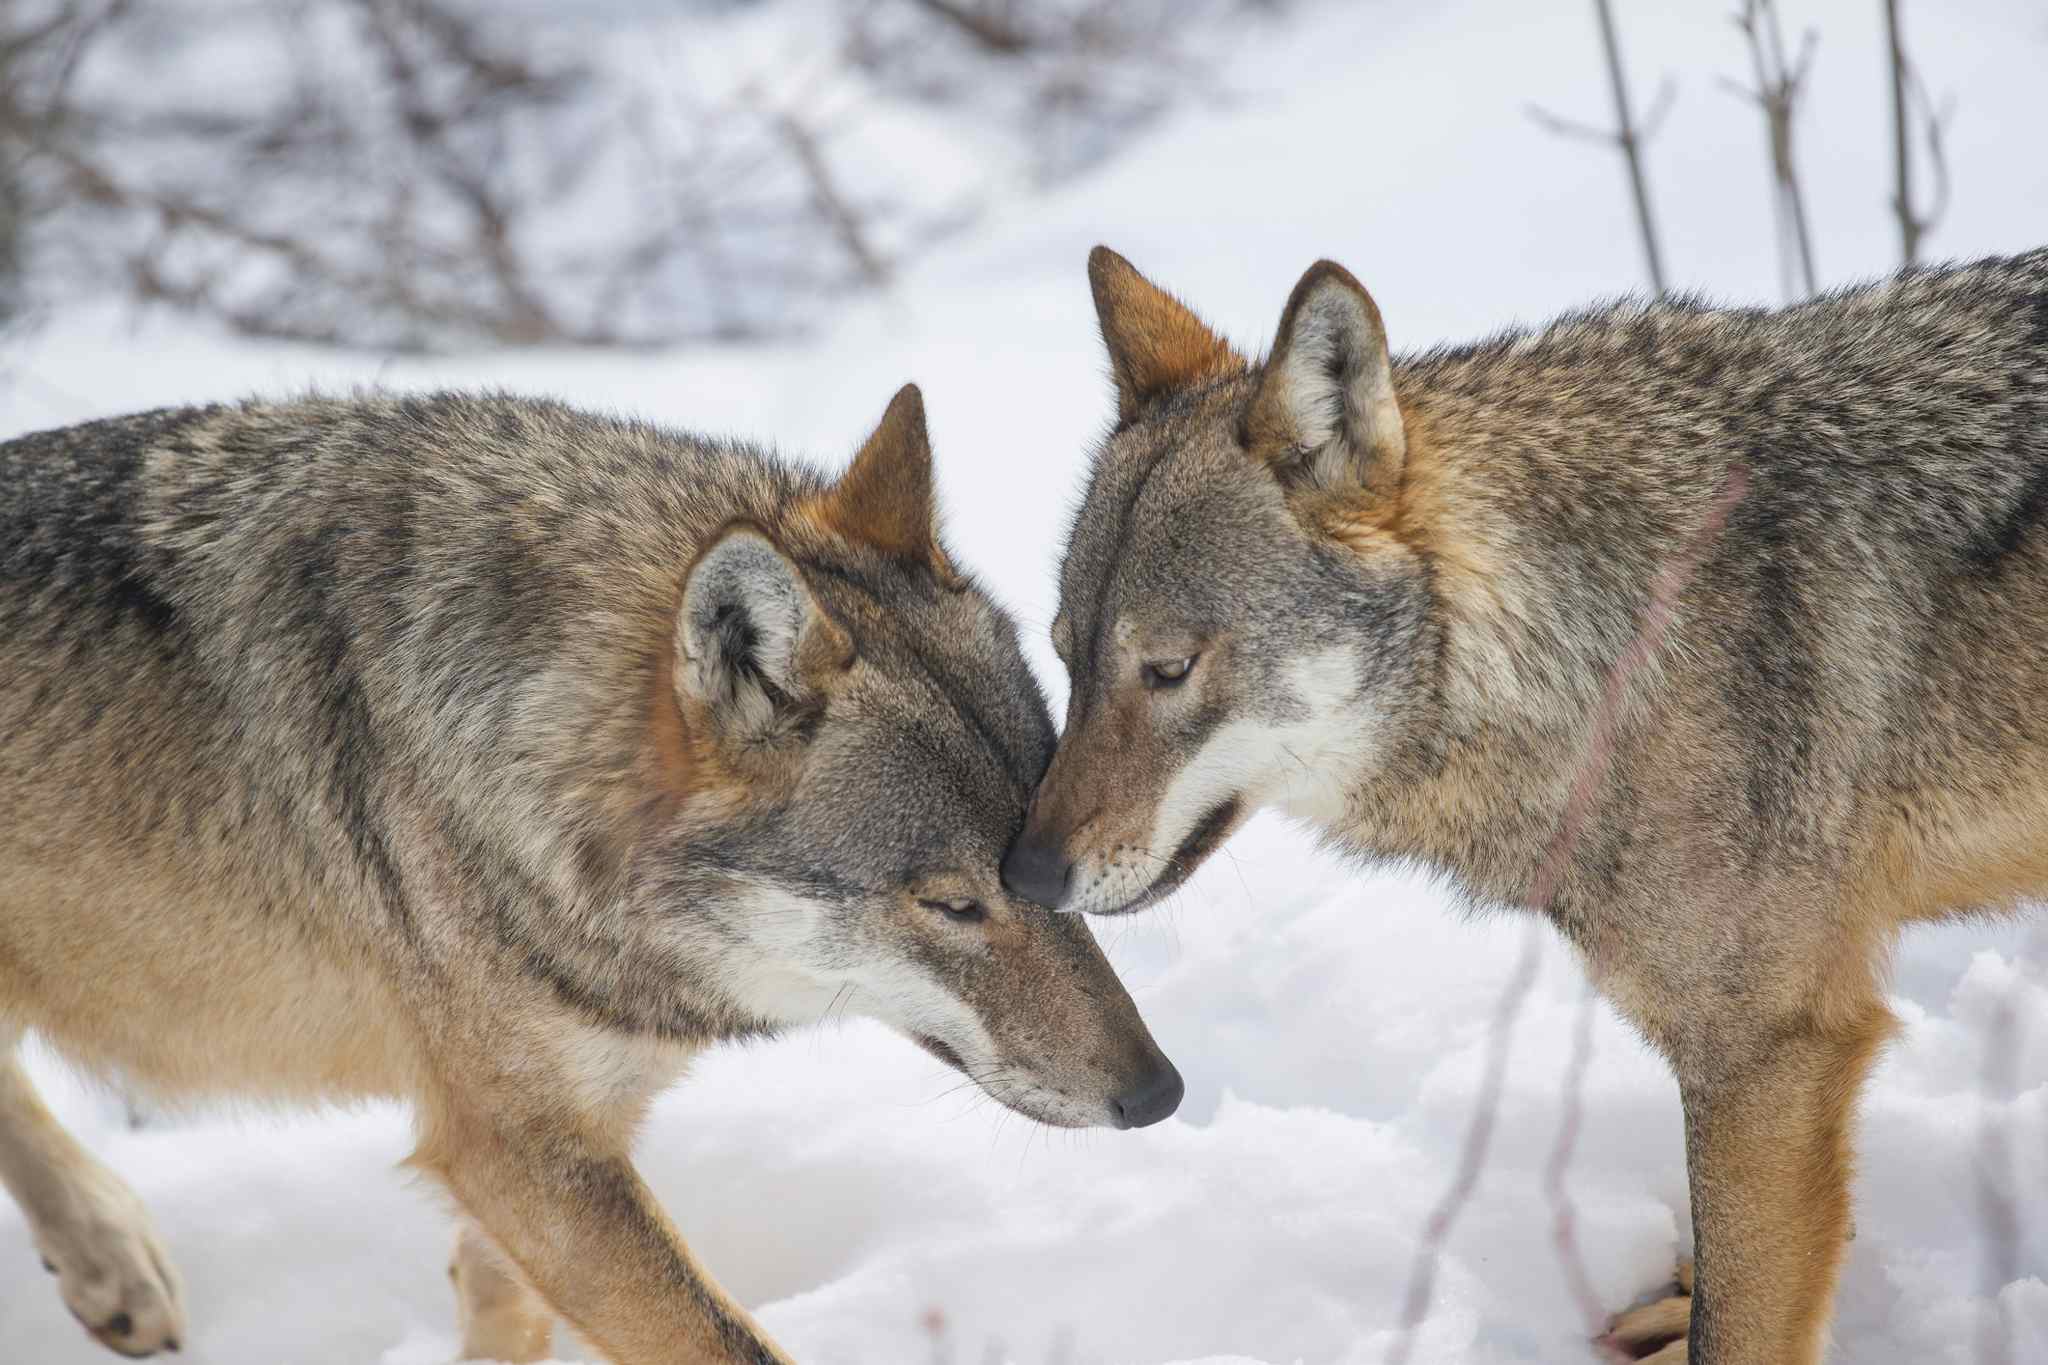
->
[4,2,2047,1362]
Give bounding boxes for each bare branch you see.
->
[775,112,891,287]
[1526,104,1619,145]
[1529,0,1672,297]
[7,0,1237,349]
[1591,0,1669,296]
[905,0,1034,56]
[1638,76,1679,141]
[1887,1,1952,267]
[1727,0,1818,300]
[1912,70,1955,249]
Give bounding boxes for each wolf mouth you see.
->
[915,1033,968,1074]
[1117,796,1242,914]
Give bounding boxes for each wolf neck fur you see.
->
[1339,338,1734,911]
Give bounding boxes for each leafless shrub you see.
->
[842,0,1233,185]
[4,0,1268,351]
[0,1,127,323]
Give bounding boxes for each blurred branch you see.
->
[1723,0,1818,301]
[5,0,1253,349]
[0,1,131,319]
[905,0,1033,56]
[774,113,890,286]
[1528,0,1671,297]
[1883,0,1952,268]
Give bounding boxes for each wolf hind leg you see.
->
[0,1027,187,1357]
[450,1220,555,1363]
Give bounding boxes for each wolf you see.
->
[0,382,1182,1364]
[1002,244,2048,1363]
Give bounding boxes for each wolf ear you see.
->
[675,524,853,741]
[1245,260,1406,497]
[809,384,966,590]
[1089,246,1246,423]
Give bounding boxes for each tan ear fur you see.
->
[1089,246,1247,422]
[808,383,966,589]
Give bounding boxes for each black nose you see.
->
[1001,834,1072,909]
[1112,1056,1184,1129]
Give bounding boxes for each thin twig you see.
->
[775,112,891,287]
[1591,0,1668,297]
[1884,0,1917,264]
[906,0,1034,55]
[1528,1,1670,297]
[1881,0,1954,267]
[1545,980,1609,1335]
[1727,0,1818,300]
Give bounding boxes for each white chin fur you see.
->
[703,885,1129,1128]
[686,883,1119,1126]
[1065,647,1371,916]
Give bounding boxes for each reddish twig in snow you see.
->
[1384,918,1548,1365]
[1545,979,1608,1335]
[1385,466,1750,1364]
[1974,922,2044,1365]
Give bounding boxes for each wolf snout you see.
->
[1000,833,1073,909]
[1110,1053,1184,1129]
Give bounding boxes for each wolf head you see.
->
[1001,249,1439,917]
[656,385,1180,1128]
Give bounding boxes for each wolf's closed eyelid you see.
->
[1140,655,1198,689]
[920,897,988,924]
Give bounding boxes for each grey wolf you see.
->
[1003,244,2048,1363]
[0,383,1181,1363]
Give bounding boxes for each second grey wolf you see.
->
[0,383,1181,1363]
[1003,244,2048,1364]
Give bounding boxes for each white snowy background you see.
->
[4,1,2047,1362]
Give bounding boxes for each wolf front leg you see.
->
[0,1032,186,1357]
[414,1100,792,1365]
[1661,1010,1892,1365]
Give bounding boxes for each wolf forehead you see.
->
[796,564,1057,863]
[1058,381,1296,627]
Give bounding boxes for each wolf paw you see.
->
[449,1227,554,1364]
[33,1163,185,1357]
[1596,1259,1691,1362]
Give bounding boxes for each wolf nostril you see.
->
[1111,1056,1184,1129]
[1001,835,1072,909]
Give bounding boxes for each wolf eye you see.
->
[922,898,987,925]
[1141,655,1197,690]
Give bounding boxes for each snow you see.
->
[4,1,2046,1362]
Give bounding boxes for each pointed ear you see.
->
[675,524,852,742]
[809,384,967,590]
[1089,245,1247,423]
[1244,260,1406,497]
